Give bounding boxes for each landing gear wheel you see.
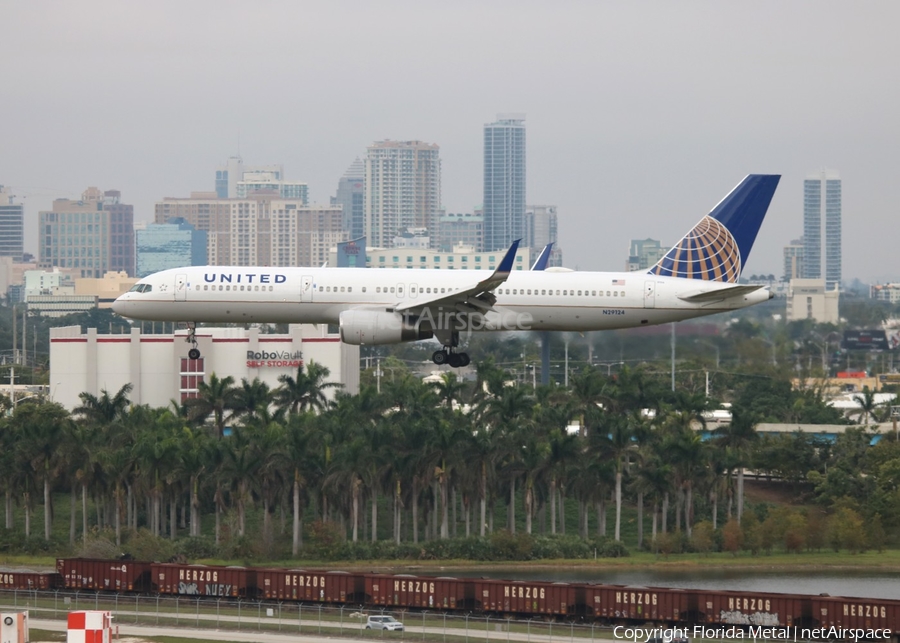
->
[448,353,462,368]
[432,350,448,365]
[188,347,201,360]
[458,353,470,367]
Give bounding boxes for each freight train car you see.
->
[581,584,690,623]
[56,558,152,592]
[697,590,809,628]
[475,578,575,616]
[0,569,62,591]
[150,563,255,598]
[812,595,900,634]
[367,574,467,611]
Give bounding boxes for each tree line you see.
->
[0,357,896,561]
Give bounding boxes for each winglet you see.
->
[496,239,521,276]
[531,243,553,271]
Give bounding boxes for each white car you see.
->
[366,615,404,631]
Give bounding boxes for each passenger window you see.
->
[592,290,596,296]
[398,287,403,295]
[607,291,611,296]
[541,290,546,295]
[341,286,345,292]
[578,290,582,296]
[614,291,618,297]
[203,285,208,291]
[218,285,223,291]
[362,287,366,293]
[269,286,273,291]
[348,287,352,293]
[527,289,532,295]
[376,287,381,293]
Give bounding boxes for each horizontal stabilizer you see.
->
[677,284,765,303]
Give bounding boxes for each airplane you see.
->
[113,174,780,368]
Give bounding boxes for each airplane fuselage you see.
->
[113,265,770,333]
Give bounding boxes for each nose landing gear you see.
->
[186,322,201,360]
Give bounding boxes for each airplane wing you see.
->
[395,240,521,315]
[677,284,766,303]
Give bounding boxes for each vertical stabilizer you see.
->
[649,174,780,282]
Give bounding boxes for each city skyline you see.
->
[2,2,899,282]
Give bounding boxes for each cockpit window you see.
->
[129,283,152,293]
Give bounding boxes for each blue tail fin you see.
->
[648,174,780,282]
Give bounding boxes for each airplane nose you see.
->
[112,295,127,316]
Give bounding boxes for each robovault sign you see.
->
[246,350,303,368]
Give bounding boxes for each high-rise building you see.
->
[135,218,208,278]
[802,170,841,290]
[364,140,441,248]
[333,158,365,240]
[216,157,282,196]
[236,171,308,203]
[155,193,344,268]
[626,238,669,271]
[524,205,562,266]
[39,187,135,277]
[783,238,804,282]
[439,212,483,252]
[483,114,526,251]
[0,186,24,260]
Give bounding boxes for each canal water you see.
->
[414,568,900,600]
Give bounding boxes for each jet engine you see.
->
[339,310,434,345]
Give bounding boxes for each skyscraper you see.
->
[333,157,365,241]
[154,193,344,268]
[215,157,301,199]
[364,140,441,248]
[39,187,135,277]
[0,186,24,260]
[524,205,562,266]
[136,218,208,278]
[802,170,841,291]
[483,114,526,251]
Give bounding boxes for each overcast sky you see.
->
[3,1,898,282]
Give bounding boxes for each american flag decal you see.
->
[612,279,625,285]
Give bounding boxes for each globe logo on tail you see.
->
[649,216,741,283]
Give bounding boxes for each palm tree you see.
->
[592,413,637,541]
[629,454,672,546]
[187,373,239,438]
[11,401,73,540]
[232,377,274,423]
[433,371,468,410]
[284,412,318,554]
[423,411,468,539]
[852,386,884,425]
[275,360,342,415]
[714,406,760,524]
[73,383,133,426]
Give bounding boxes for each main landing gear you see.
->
[432,349,470,368]
[186,322,201,360]
[431,330,469,368]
